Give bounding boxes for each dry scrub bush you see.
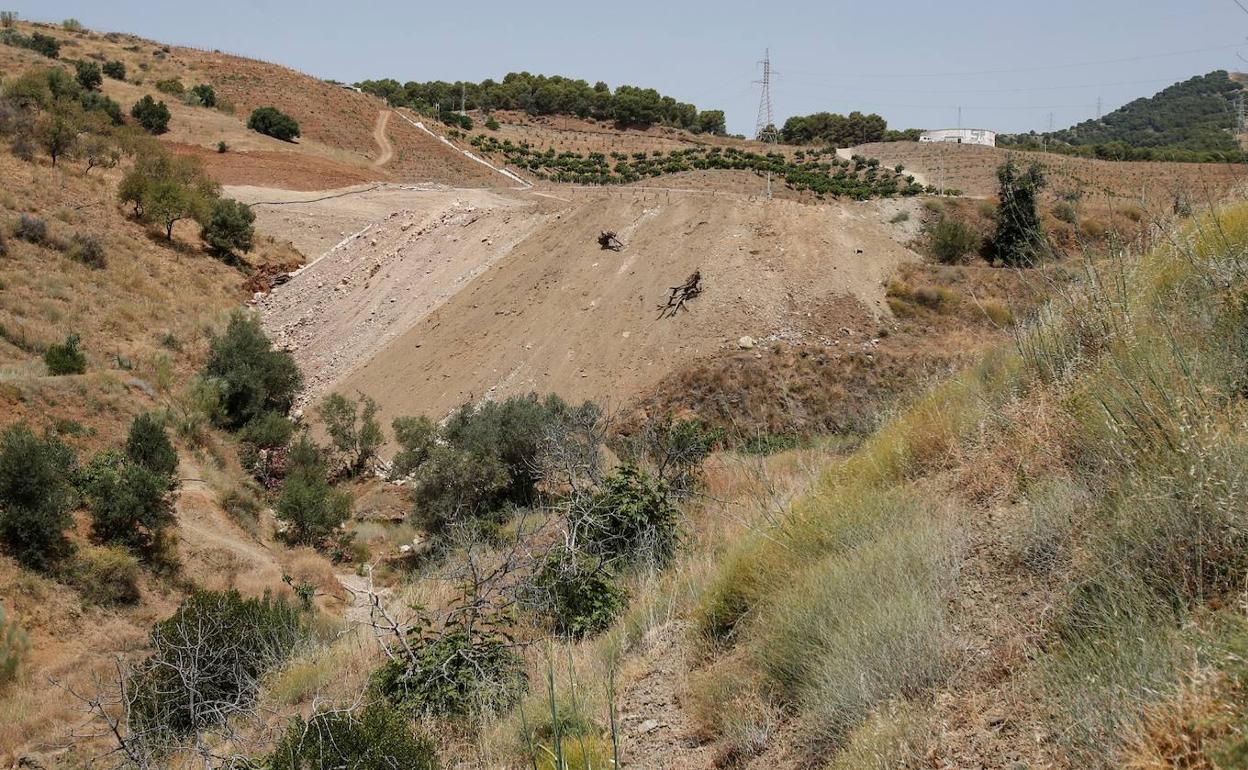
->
[0,605,28,688]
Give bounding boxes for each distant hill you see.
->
[1002,71,1245,162]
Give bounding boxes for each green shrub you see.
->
[372,625,527,718]
[188,83,215,108]
[201,310,301,430]
[928,217,979,264]
[216,140,228,153]
[101,60,126,80]
[27,32,60,58]
[485,117,500,131]
[317,391,383,478]
[238,411,294,450]
[125,412,179,478]
[44,333,86,375]
[67,232,105,268]
[410,445,509,539]
[247,106,300,141]
[442,393,585,506]
[993,158,1048,266]
[275,468,351,546]
[390,415,436,479]
[577,464,680,566]
[130,95,170,134]
[71,545,142,605]
[269,702,438,770]
[528,548,627,639]
[889,211,910,224]
[0,604,28,688]
[80,449,176,556]
[0,423,76,570]
[74,60,101,91]
[62,18,84,32]
[128,590,305,737]
[199,197,254,258]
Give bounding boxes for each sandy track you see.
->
[372,110,394,168]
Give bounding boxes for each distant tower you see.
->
[1096,96,1103,121]
[755,49,775,141]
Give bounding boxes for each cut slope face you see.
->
[243,185,559,402]
[330,189,917,425]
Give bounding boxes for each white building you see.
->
[919,128,997,147]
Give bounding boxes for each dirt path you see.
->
[372,110,394,168]
[616,622,717,769]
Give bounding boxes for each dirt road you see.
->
[372,110,394,168]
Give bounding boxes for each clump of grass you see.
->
[889,211,910,224]
[825,700,933,770]
[750,517,960,749]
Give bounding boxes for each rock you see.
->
[639,719,663,733]
[738,336,755,349]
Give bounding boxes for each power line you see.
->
[778,41,1244,80]
[776,75,1180,96]
[1231,0,1248,16]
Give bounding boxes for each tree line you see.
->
[780,110,922,146]
[356,71,727,134]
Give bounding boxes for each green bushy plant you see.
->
[130,95,170,134]
[125,412,178,478]
[390,415,436,479]
[928,217,979,264]
[79,449,176,556]
[74,60,101,91]
[528,548,627,639]
[577,464,680,566]
[372,624,527,718]
[201,310,301,430]
[274,435,351,546]
[317,391,383,478]
[128,589,305,737]
[269,702,438,770]
[0,423,76,570]
[188,83,215,108]
[102,60,126,80]
[247,106,300,141]
[199,197,254,258]
[993,158,1048,266]
[44,333,86,375]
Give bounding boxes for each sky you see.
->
[11,1,1248,136]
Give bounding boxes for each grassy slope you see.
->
[682,201,1248,766]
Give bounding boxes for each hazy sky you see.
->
[11,1,1247,135]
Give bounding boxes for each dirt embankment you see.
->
[325,188,918,427]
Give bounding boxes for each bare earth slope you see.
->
[325,189,917,424]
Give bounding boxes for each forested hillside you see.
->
[1003,71,1244,162]
[356,72,727,133]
